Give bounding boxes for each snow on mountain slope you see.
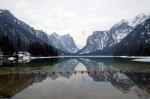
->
[113,17,150,56]
[0,9,79,54]
[35,30,51,44]
[128,14,149,27]
[104,14,149,48]
[0,9,36,35]
[0,9,52,45]
[48,32,79,53]
[0,9,46,49]
[79,14,149,54]
[78,31,107,54]
[104,20,133,48]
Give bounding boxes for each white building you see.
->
[18,51,31,60]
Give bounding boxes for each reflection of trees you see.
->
[77,58,150,72]
[87,72,150,99]
[0,74,47,98]
[125,72,150,96]
[0,59,58,75]
[77,58,150,99]
[0,58,150,99]
[1,58,59,67]
[1,72,150,99]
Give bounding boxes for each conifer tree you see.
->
[10,40,15,55]
[16,36,21,53]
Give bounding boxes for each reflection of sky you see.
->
[1,58,150,99]
[75,63,87,71]
[11,62,150,99]
[12,73,140,99]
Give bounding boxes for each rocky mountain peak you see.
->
[78,31,106,54]
[48,33,79,53]
[51,32,59,37]
[78,14,149,54]
[111,19,128,29]
[128,14,148,27]
[113,17,150,56]
[0,9,11,15]
[135,14,147,19]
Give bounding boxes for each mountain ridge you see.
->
[1,9,150,56]
[0,9,78,54]
[48,32,79,53]
[113,17,150,56]
[78,13,149,54]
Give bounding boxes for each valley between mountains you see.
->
[0,9,150,56]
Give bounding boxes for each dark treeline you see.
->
[0,35,58,56]
[0,35,15,55]
[113,44,150,56]
[28,41,58,56]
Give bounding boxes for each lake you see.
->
[0,57,150,99]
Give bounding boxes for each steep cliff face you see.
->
[0,9,46,49]
[78,14,149,54]
[48,32,79,53]
[113,17,150,56]
[78,31,107,54]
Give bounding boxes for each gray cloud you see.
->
[0,0,150,48]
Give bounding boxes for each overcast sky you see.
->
[0,0,150,49]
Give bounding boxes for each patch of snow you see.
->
[128,14,148,27]
[8,57,16,60]
[113,73,128,80]
[112,19,128,29]
[49,33,79,53]
[132,58,150,62]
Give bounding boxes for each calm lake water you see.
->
[0,57,150,99]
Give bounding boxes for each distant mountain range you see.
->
[113,17,150,56]
[79,14,150,54]
[0,9,150,56]
[0,9,45,50]
[0,9,78,54]
[49,32,79,53]
[78,31,106,54]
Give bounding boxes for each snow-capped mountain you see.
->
[79,14,149,54]
[78,31,107,54]
[113,17,150,56]
[0,9,35,35]
[104,14,149,48]
[0,9,79,54]
[104,20,133,48]
[48,32,79,53]
[0,9,52,45]
[0,9,47,49]
[128,14,149,27]
[35,30,51,44]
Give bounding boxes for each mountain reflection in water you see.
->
[0,57,150,99]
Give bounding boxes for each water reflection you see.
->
[78,58,150,71]
[0,57,150,99]
[1,58,150,74]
